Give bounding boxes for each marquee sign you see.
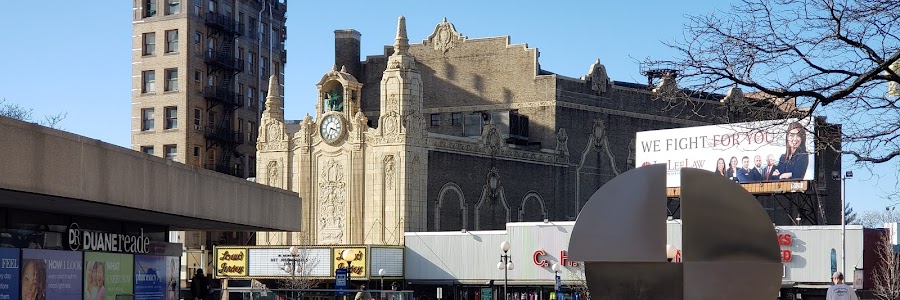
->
[216,248,248,277]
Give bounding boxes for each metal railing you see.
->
[180,288,415,300]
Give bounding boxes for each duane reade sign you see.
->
[67,223,151,254]
[635,118,816,187]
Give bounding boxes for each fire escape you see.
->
[203,11,244,177]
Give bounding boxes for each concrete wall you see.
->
[0,116,300,231]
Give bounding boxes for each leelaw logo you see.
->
[568,164,782,299]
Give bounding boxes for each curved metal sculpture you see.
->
[568,164,781,300]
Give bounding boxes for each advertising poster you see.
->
[21,248,83,300]
[635,118,816,187]
[0,248,19,299]
[84,252,134,300]
[134,255,166,300]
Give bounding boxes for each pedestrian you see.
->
[825,272,858,300]
[190,269,210,300]
[354,284,372,300]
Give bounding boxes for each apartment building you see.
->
[131,0,287,179]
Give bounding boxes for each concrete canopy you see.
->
[0,117,300,231]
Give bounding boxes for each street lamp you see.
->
[289,246,299,299]
[833,170,853,276]
[551,262,561,300]
[665,244,678,262]
[497,241,514,300]
[342,249,357,285]
[379,268,385,290]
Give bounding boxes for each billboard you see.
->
[333,248,366,277]
[0,248,19,299]
[84,252,134,300]
[635,118,815,187]
[215,248,248,277]
[248,248,332,277]
[22,248,83,300]
[134,255,179,300]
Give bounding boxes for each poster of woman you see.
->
[21,249,83,300]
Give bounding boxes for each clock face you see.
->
[319,114,344,144]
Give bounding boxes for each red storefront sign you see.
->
[533,250,579,267]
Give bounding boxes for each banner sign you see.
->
[85,252,134,300]
[635,118,815,187]
[248,248,332,277]
[0,248,20,300]
[22,249,83,300]
[215,248,248,277]
[333,248,366,277]
[68,223,151,254]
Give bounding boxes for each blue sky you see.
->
[0,1,895,214]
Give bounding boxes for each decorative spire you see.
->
[394,16,409,55]
[264,74,283,118]
[267,74,280,99]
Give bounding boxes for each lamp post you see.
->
[551,263,561,300]
[378,268,385,290]
[497,241,514,300]
[289,246,299,299]
[665,244,678,262]
[342,249,357,286]
[833,170,853,275]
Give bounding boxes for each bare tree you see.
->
[565,264,591,300]
[859,208,900,228]
[257,232,322,291]
[846,202,859,225]
[0,98,67,129]
[873,230,900,300]
[660,0,900,167]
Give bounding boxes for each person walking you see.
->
[191,269,211,300]
[354,284,372,300]
[826,272,858,300]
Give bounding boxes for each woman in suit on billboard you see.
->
[773,122,809,180]
[726,156,739,181]
[715,158,727,176]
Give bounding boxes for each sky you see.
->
[0,1,895,214]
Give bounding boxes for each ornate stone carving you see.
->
[427,18,465,53]
[382,111,400,137]
[266,160,279,187]
[481,125,506,156]
[556,128,569,158]
[626,138,636,169]
[317,159,346,244]
[384,155,395,189]
[584,59,611,94]
[591,119,607,149]
[486,167,501,198]
[386,92,399,112]
[652,73,678,99]
[403,110,425,137]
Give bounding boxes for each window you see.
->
[142,33,155,56]
[206,149,216,167]
[207,0,216,13]
[165,0,180,15]
[193,146,200,157]
[164,68,178,92]
[193,0,200,15]
[207,111,216,127]
[164,106,177,129]
[141,70,155,93]
[165,30,178,53]
[237,47,244,61]
[248,17,256,38]
[247,87,255,108]
[261,23,268,45]
[247,52,254,75]
[207,74,216,87]
[261,56,268,77]
[194,32,202,52]
[206,37,216,52]
[164,145,177,161]
[145,0,157,17]
[141,146,154,155]
[452,112,462,125]
[237,84,244,101]
[194,69,201,82]
[249,121,257,142]
[430,114,441,127]
[193,108,202,130]
[141,108,155,131]
[237,118,244,134]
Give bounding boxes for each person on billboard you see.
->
[85,261,106,300]
[726,156,739,181]
[715,158,727,176]
[22,259,47,300]
[750,155,764,182]
[772,122,809,180]
[736,156,753,183]
[763,154,778,181]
